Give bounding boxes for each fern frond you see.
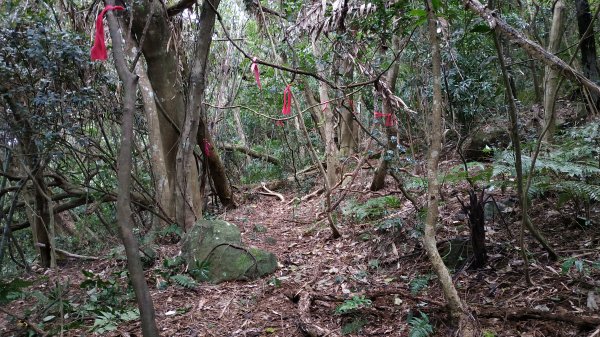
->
[554,181,600,201]
[408,312,434,337]
[170,274,198,289]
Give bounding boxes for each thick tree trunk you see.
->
[106,7,159,337]
[130,0,203,228]
[423,2,473,335]
[575,0,600,110]
[125,35,173,229]
[177,0,222,230]
[543,0,566,143]
[130,0,181,203]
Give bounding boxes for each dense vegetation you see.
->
[1,0,599,336]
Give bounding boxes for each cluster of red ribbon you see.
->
[202,139,212,157]
[374,111,397,127]
[250,58,262,90]
[281,84,292,115]
[90,5,125,61]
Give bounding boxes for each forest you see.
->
[1,0,599,336]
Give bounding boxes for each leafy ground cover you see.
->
[1,161,599,336]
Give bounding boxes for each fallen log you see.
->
[220,143,280,165]
[476,306,600,328]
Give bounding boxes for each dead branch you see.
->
[259,182,285,202]
[34,243,99,260]
[297,290,335,337]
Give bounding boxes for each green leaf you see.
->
[409,9,427,18]
[561,258,575,274]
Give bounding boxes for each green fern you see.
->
[342,196,401,222]
[0,278,33,304]
[409,274,431,295]
[170,274,198,289]
[408,311,434,337]
[335,296,372,315]
[491,123,599,204]
[554,181,600,201]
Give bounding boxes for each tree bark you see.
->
[4,96,53,268]
[312,39,340,187]
[575,0,600,110]
[338,59,357,157]
[177,0,225,229]
[423,2,473,335]
[125,34,173,230]
[543,0,566,143]
[105,8,159,337]
[371,36,401,191]
[130,0,203,227]
[197,117,236,210]
[220,144,280,165]
[301,80,326,143]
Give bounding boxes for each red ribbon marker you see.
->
[282,84,292,115]
[250,58,262,90]
[202,139,212,157]
[321,101,329,112]
[90,5,125,61]
[374,111,397,127]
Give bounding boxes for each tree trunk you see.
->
[125,35,173,230]
[312,39,340,187]
[543,0,566,143]
[5,96,53,268]
[130,0,203,228]
[301,80,326,143]
[232,107,247,146]
[575,0,600,110]
[106,7,159,337]
[24,175,52,268]
[338,59,357,157]
[371,36,401,191]
[423,1,473,335]
[130,0,181,212]
[198,117,236,210]
[177,0,223,230]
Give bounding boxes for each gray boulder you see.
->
[181,220,277,283]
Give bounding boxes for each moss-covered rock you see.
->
[181,220,277,283]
